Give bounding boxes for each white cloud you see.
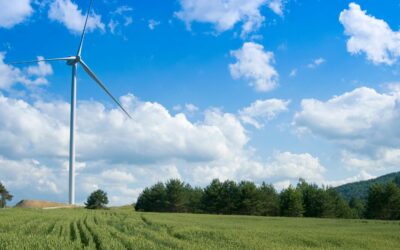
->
[0,157,62,196]
[0,91,333,204]
[0,93,243,164]
[267,152,326,182]
[26,56,54,84]
[0,52,53,89]
[339,2,400,65]
[185,103,199,113]
[48,0,105,34]
[307,58,326,68]
[108,5,133,35]
[26,57,53,77]
[341,149,400,171]
[148,19,160,30]
[0,0,33,29]
[239,99,289,129]
[175,0,285,36]
[0,53,25,89]
[295,87,396,139]
[189,150,326,186]
[267,0,285,16]
[100,169,135,183]
[295,86,400,171]
[326,170,375,187]
[172,103,199,114]
[230,42,278,92]
[114,6,133,15]
[108,19,118,34]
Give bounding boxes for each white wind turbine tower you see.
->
[9,0,132,205]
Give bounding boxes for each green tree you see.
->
[297,179,326,217]
[349,197,365,219]
[384,182,400,220]
[256,183,279,216]
[365,182,400,220]
[323,188,353,218]
[394,176,400,187]
[0,182,12,208]
[186,186,204,213]
[219,180,240,214]
[280,186,304,217]
[237,181,259,215]
[366,183,385,219]
[135,182,167,212]
[202,179,223,214]
[165,179,188,212]
[85,189,109,209]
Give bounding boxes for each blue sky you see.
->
[1,0,400,205]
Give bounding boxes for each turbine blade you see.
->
[7,57,75,65]
[79,60,132,119]
[76,0,94,56]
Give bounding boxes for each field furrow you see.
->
[0,208,399,249]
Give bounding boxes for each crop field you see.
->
[0,208,399,249]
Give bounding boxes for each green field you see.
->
[0,208,399,249]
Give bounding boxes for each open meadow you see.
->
[0,208,399,249]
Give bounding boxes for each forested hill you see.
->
[334,172,400,201]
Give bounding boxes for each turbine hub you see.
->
[67,56,79,66]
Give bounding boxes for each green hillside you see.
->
[334,172,400,201]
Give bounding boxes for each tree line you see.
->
[135,178,400,220]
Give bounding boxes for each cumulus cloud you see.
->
[175,0,285,36]
[295,87,397,139]
[239,99,289,128]
[339,3,400,65]
[230,42,278,92]
[267,152,326,182]
[0,157,62,196]
[0,91,331,204]
[295,86,400,171]
[0,94,241,164]
[341,149,400,172]
[189,150,326,186]
[0,53,25,89]
[0,0,33,29]
[48,0,105,34]
[0,53,53,89]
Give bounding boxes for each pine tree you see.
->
[165,179,187,212]
[257,183,279,216]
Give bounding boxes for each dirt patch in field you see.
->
[15,200,77,209]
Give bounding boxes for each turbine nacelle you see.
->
[66,56,80,65]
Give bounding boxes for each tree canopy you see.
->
[85,189,109,209]
[0,182,13,208]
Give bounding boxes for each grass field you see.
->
[0,208,399,249]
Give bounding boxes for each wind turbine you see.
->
[9,0,132,205]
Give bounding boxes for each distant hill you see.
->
[334,172,400,201]
[15,200,76,209]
